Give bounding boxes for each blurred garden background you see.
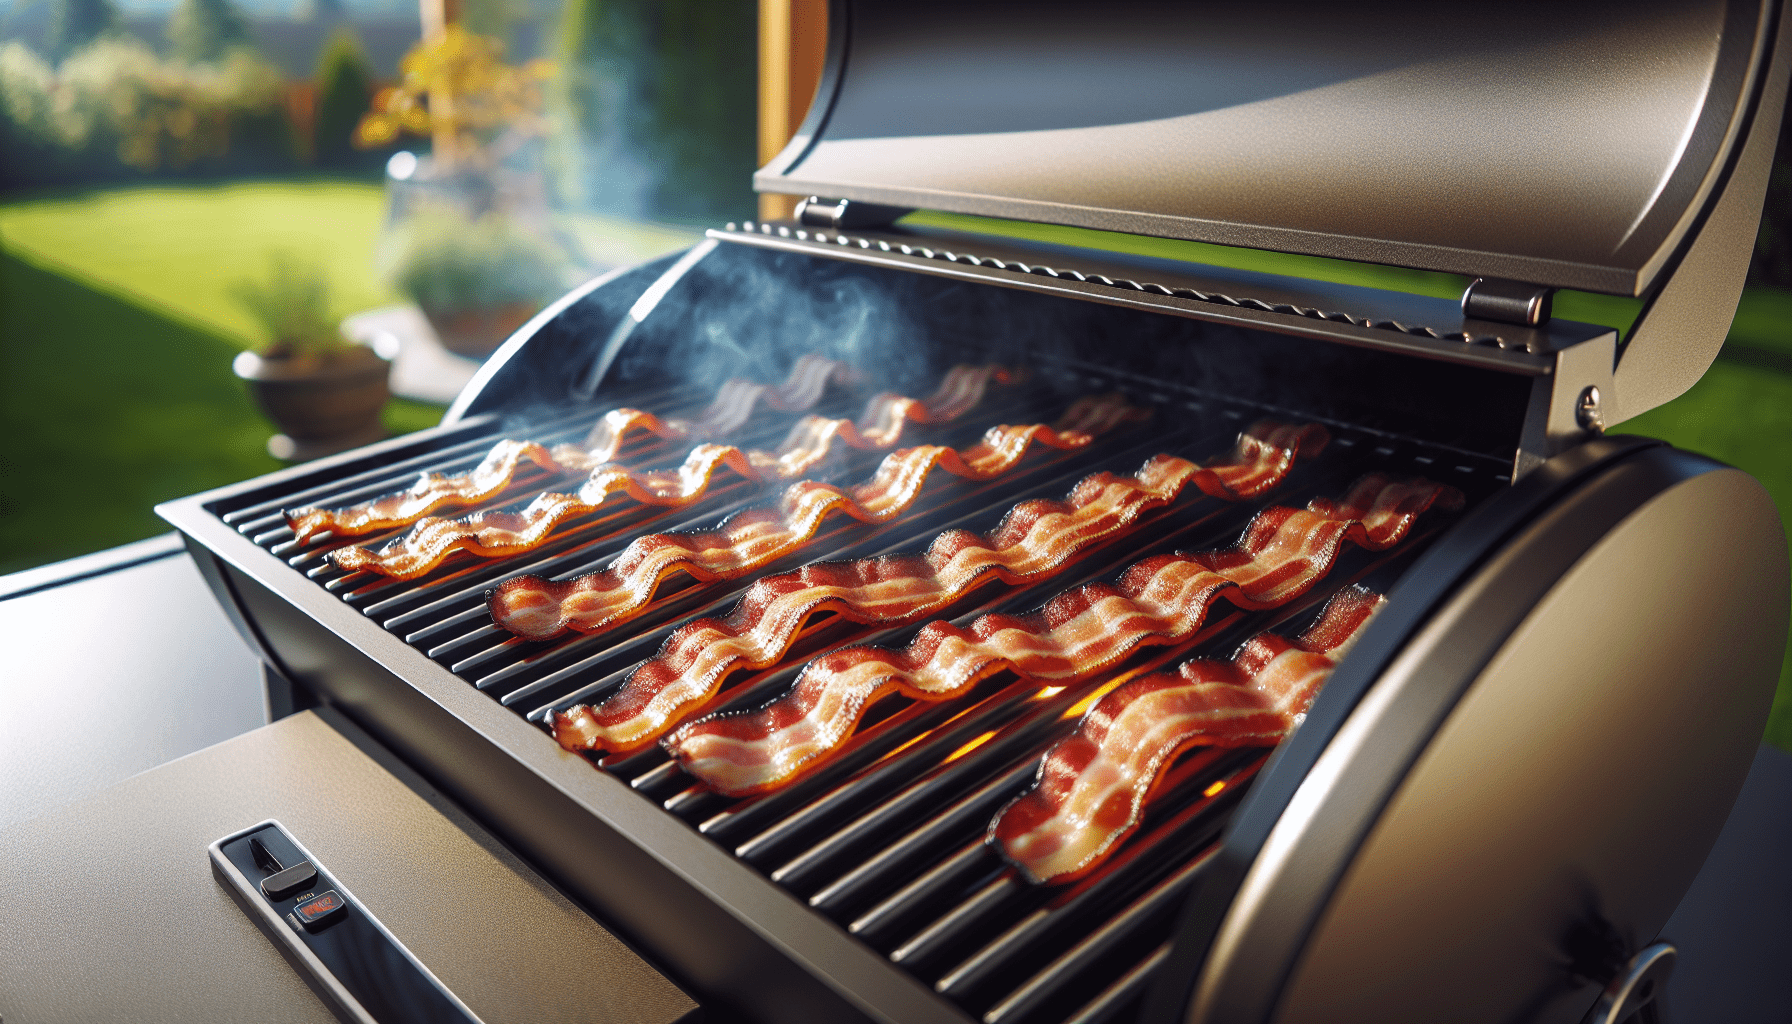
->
[0,0,1787,748]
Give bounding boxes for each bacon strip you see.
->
[656,475,1460,793]
[286,355,861,544]
[488,393,1162,640]
[532,424,1324,703]
[535,425,1325,753]
[991,585,1385,884]
[330,365,1014,579]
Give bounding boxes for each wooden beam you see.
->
[758,0,828,222]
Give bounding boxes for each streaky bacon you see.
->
[656,474,1460,793]
[330,365,1014,579]
[990,585,1385,884]
[486,394,1161,639]
[537,423,1326,754]
[541,423,1325,711]
[681,352,867,436]
[286,354,860,544]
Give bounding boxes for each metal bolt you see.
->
[1576,386,1604,432]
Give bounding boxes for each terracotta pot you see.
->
[234,346,391,461]
[420,302,538,359]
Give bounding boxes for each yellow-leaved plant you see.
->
[353,26,552,168]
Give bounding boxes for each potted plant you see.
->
[231,254,391,461]
[353,27,565,358]
[388,205,564,357]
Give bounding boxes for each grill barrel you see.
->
[175,325,1498,1023]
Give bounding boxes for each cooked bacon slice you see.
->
[681,353,865,437]
[488,394,1164,640]
[656,475,1459,793]
[286,354,861,543]
[523,423,1323,693]
[990,585,1385,884]
[534,425,1325,754]
[330,365,1014,579]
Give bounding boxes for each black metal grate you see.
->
[206,360,1503,1024]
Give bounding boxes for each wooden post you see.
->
[420,0,461,166]
[758,0,827,222]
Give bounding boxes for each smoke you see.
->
[614,243,938,399]
[492,233,1528,462]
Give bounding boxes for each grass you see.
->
[0,180,406,347]
[0,179,444,573]
[0,179,704,576]
[0,248,441,572]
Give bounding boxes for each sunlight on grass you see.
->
[0,180,402,349]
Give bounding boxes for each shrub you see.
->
[0,37,294,187]
[388,206,565,316]
[548,0,754,222]
[166,0,252,65]
[231,252,352,360]
[312,26,376,170]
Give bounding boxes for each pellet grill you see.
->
[159,2,1792,1022]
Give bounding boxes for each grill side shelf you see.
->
[164,491,977,1024]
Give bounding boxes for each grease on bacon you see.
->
[542,423,1322,754]
[658,475,1460,794]
[286,354,860,544]
[488,393,1172,641]
[329,364,1014,579]
[990,585,1385,884]
[539,422,1326,756]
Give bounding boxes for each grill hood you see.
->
[760,0,1771,298]
[756,0,1792,438]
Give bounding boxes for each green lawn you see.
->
[0,179,703,577]
[0,180,406,346]
[0,180,441,573]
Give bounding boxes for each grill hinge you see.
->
[1515,329,1615,480]
[794,196,912,231]
[1462,278,1555,327]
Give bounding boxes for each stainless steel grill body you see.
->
[160,2,1792,1021]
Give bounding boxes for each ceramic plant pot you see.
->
[419,302,538,359]
[234,345,391,461]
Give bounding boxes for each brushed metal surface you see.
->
[1612,4,1792,423]
[0,543,264,831]
[160,485,960,1024]
[1272,467,1788,1023]
[0,709,697,1024]
[760,0,1770,295]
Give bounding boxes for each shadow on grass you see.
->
[0,249,439,574]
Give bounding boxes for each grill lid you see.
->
[758,0,1772,297]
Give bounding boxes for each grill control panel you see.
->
[210,819,482,1024]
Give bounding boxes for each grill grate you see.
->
[205,360,1502,1024]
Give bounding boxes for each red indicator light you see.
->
[293,889,348,929]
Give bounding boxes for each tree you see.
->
[548,0,632,211]
[166,0,251,64]
[313,25,376,169]
[46,0,119,62]
[643,0,754,222]
[547,0,756,221]
[1749,97,1792,289]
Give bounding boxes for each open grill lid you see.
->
[758,0,1770,299]
[753,0,1792,454]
